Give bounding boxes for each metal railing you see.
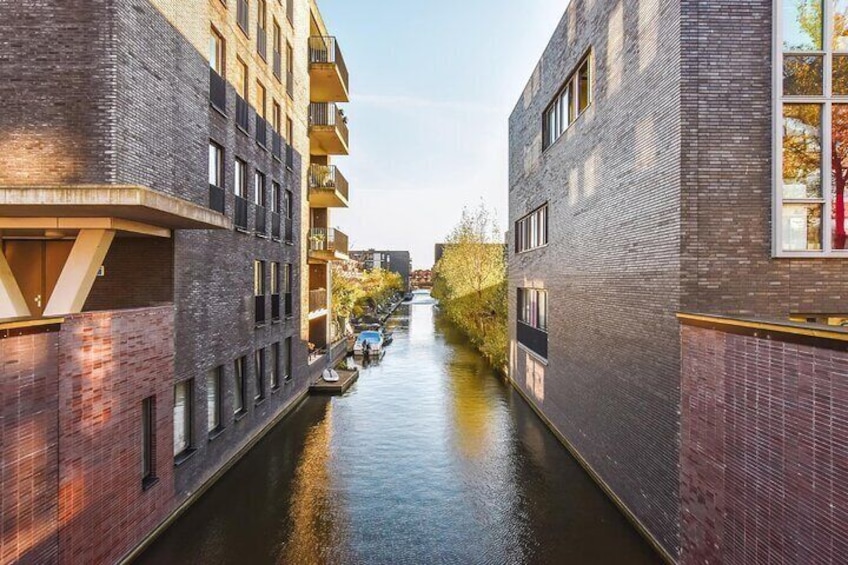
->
[309,103,348,147]
[517,322,548,360]
[308,164,348,202]
[256,115,267,147]
[271,211,281,240]
[209,184,225,214]
[236,95,250,132]
[235,195,249,231]
[237,0,249,33]
[255,295,266,326]
[308,227,348,255]
[209,69,227,112]
[272,131,283,161]
[257,27,267,60]
[255,205,267,236]
[308,36,349,93]
[309,288,328,312]
[273,50,282,79]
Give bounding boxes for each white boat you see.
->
[353,330,384,356]
[322,368,340,382]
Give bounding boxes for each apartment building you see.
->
[350,249,413,290]
[0,0,350,562]
[509,1,848,563]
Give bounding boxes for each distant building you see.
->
[410,269,433,289]
[350,249,412,290]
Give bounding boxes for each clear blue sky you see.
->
[319,0,568,269]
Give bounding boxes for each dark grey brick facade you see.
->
[510,0,848,560]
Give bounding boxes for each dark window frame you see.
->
[542,51,593,151]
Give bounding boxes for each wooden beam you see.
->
[0,250,30,320]
[43,229,115,317]
[0,217,170,238]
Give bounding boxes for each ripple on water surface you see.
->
[136,292,661,565]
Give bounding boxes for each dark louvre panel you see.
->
[255,295,266,326]
[271,212,281,240]
[209,69,227,112]
[209,184,225,214]
[236,96,250,132]
[235,195,249,231]
[517,322,548,359]
[255,205,267,236]
[256,115,267,147]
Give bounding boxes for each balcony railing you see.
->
[236,95,250,132]
[309,164,349,202]
[308,36,349,93]
[309,228,348,256]
[237,0,249,34]
[273,131,283,161]
[255,295,266,326]
[309,103,349,149]
[271,211,281,240]
[257,27,267,60]
[309,288,328,313]
[235,195,249,231]
[273,50,282,79]
[287,70,294,98]
[271,293,281,321]
[517,322,548,360]
[209,184,225,214]
[209,69,227,113]
[255,205,267,236]
[256,115,267,147]
[284,219,293,243]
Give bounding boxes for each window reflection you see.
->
[834,0,848,50]
[783,104,822,199]
[834,54,848,94]
[783,0,823,51]
[833,104,848,248]
[783,204,823,250]
[784,54,823,95]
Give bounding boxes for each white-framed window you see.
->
[515,204,549,253]
[235,158,248,198]
[254,170,266,206]
[208,142,224,188]
[517,288,548,332]
[543,53,592,150]
[776,0,848,255]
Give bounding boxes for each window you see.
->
[273,101,282,133]
[254,170,266,206]
[210,27,225,75]
[272,182,281,214]
[286,42,294,75]
[255,260,266,296]
[271,342,280,390]
[254,348,266,401]
[234,357,247,415]
[284,189,293,219]
[286,117,293,143]
[517,288,548,332]
[256,80,266,119]
[284,263,293,318]
[515,204,549,253]
[284,337,292,382]
[207,366,223,434]
[543,53,593,149]
[173,380,193,458]
[777,0,848,254]
[209,142,224,187]
[237,0,249,34]
[141,396,156,488]
[236,58,249,99]
[257,0,267,32]
[235,158,248,198]
[271,261,280,295]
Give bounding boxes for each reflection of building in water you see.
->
[508,0,848,563]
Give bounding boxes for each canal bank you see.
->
[135,293,660,564]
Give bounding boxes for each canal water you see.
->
[137,292,660,564]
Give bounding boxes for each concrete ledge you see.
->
[678,313,848,351]
[0,185,232,230]
[0,317,64,338]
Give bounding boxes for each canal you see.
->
[137,292,660,564]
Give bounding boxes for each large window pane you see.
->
[234,358,245,415]
[782,0,823,51]
[207,368,221,432]
[782,203,823,250]
[833,104,848,248]
[783,54,823,95]
[578,60,591,112]
[173,380,191,456]
[834,1,848,50]
[834,55,848,94]
[783,104,823,198]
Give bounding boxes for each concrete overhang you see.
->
[0,185,232,231]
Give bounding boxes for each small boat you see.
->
[354,330,384,356]
[382,331,394,346]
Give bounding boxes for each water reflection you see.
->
[137,292,660,565]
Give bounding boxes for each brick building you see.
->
[350,249,413,291]
[0,0,351,562]
[509,0,848,562]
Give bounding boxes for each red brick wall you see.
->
[680,323,848,564]
[0,330,60,564]
[0,307,175,565]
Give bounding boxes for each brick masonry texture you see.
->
[680,324,848,564]
[510,0,848,559]
[0,307,175,565]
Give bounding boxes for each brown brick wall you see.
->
[680,323,848,564]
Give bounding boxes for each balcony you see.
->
[235,195,249,231]
[308,227,349,262]
[308,36,350,103]
[209,69,227,113]
[271,211,281,240]
[309,103,349,156]
[255,205,267,237]
[309,288,328,317]
[209,184,225,214]
[256,115,267,148]
[517,322,548,360]
[308,164,349,208]
[236,95,250,133]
